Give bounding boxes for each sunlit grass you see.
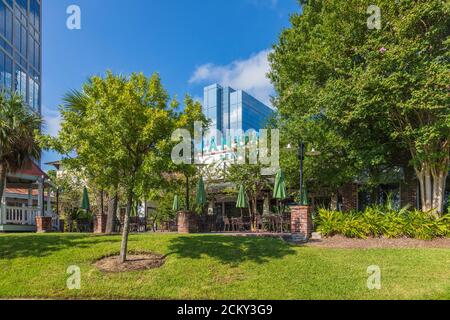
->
[0,233,449,300]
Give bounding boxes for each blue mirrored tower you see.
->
[0,0,41,113]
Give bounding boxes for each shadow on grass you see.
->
[167,235,296,266]
[0,234,124,259]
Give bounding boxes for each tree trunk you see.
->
[185,174,190,212]
[330,192,338,211]
[424,165,433,212]
[0,164,7,203]
[96,190,104,216]
[433,171,447,214]
[251,198,258,232]
[416,162,448,215]
[106,192,118,234]
[119,191,133,263]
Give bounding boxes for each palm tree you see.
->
[0,91,42,201]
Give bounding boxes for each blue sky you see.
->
[42,0,301,170]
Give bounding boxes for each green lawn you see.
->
[0,233,449,300]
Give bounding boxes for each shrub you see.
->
[315,206,450,240]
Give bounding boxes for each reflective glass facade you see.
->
[203,83,273,133]
[0,0,41,113]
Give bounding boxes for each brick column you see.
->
[94,214,107,234]
[178,211,198,234]
[36,216,52,233]
[290,205,312,241]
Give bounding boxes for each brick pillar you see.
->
[94,214,107,234]
[177,212,198,234]
[340,183,358,211]
[36,216,52,233]
[290,205,312,241]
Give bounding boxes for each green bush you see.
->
[315,206,450,240]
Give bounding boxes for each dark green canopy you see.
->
[196,176,207,206]
[81,187,90,211]
[273,169,287,200]
[236,185,248,209]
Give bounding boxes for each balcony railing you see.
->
[5,206,40,225]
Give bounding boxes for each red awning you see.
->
[12,160,48,179]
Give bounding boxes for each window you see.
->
[16,0,27,13]
[14,63,27,99]
[28,32,33,65]
[0,1,5,37]
[0,50,4,88]
[30,0,40,30]
[34,39,39,69]
[5,54,12,89]
[28,73,39,111]
[5,4,12,42]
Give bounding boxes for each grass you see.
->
[0,233,449,300]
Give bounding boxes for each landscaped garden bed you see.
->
[315,206,450,240]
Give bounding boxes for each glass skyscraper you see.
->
[0,0,41,114]
[203,83,273,134]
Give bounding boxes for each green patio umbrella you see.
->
[172,195,181,212]
[273,169,287,200]
[195,176,207,206]
[273,169,287,220]
[236,185,248,209]
[236,184,248,220]
[81,187,90,211]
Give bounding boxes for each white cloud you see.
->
[42,106,61,137]
[246,0,278,9]
[189,49,275,106]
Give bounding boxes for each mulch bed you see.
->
[304,235,450,249]
[95,253,165,273]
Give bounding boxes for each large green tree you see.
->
[225,163,271,231]
[0,91,41,201]
[270,0,449,213]
[171,95,209,212]
[47,72,175,262]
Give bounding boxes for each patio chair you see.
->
[235,217,245,232]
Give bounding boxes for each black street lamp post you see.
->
[287,141,321,206]
[298,142,306,206]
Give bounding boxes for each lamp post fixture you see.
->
[286,142,321,206]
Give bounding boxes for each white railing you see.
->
[5,206,39,225]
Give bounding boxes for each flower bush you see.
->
[315,206,450,240]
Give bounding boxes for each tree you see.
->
[225,163,271,231]
[0,91,41,201]
[46,72,175,263]
[171,95,209,212]
[269,0,449,214]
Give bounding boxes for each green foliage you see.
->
[316,205,450,240]
[0,90,42,173]
[44,71,177,260]
[270,0,450,209]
